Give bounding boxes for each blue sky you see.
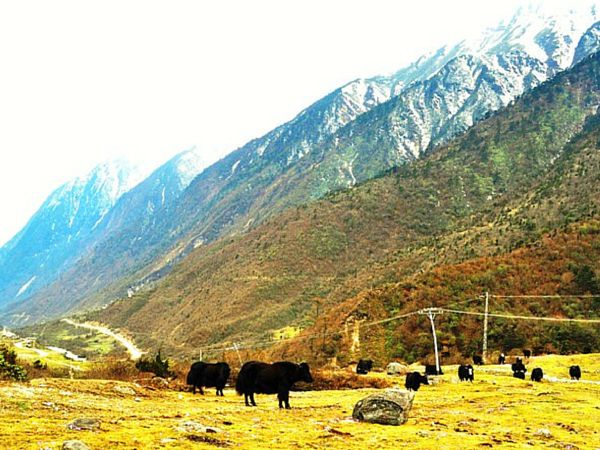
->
[0,0,583,245]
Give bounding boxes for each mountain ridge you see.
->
[3,3,600,326]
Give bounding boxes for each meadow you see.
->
[0,353,599,449]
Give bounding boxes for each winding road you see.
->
[61,319,144,360]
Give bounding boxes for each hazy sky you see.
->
[0,0,563,245]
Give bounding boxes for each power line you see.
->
[491,294,600,298]
[440,307,600,323]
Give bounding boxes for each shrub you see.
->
[0,345,27,381]
[135,350,175,378]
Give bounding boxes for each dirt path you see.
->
[14,340,49,357]
[61,319,144,360]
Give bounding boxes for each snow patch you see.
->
[231,159,241,174]
[16,276,36,297]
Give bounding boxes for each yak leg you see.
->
[278,386,290,409]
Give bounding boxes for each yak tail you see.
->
[235,372,244,395]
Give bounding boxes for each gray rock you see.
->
[386,362,407,376]
[352,389,415,425]
[113,385,136,396]
[534,428,553,438]
[67,418,101,431]
[62,440,91,450]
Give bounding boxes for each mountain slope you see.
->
[0,149,207,320]
[0,160,143,308]
[5,3,600,325]
[86,51,600,355]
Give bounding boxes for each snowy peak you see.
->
[574,21,600,64]
[0,158,147,306]
[169,147,209,190]
[461,1,599,70]
[43,159,143,229]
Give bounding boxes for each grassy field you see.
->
[0,353,599,449]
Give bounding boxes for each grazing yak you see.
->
[531,367,544,382]
[186,361,230,396]
[511,358,526,373]
[235,361,313,408]
[458,364,474,382]
[356,359,373,375]
[569,365,581,380]
[512,357,526,380]
[472,355,483,366]
[405,372,429,391]
[498,353,506,365]
[523,349,531,359]
[424,364,443,376]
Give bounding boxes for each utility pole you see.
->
[418,308,444,375]
[482,291,489,363]
[232,343,243,366]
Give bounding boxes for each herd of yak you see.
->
[185,353,584,408]
[187,360,313,409]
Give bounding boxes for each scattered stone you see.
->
[62,440,90,450]
[67,418,101,431]
[534,428,553,438]
[186,435,230,447]
[176,420,222,434]
[323,426,352,437]
[160,438,177,444]
[352,389,415,426]
[113,385,136,396]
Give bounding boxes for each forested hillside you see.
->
[86,53,600,359]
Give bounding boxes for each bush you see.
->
[135,350,175,378]
[0,345,27,381]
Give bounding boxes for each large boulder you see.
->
[386,362,407,376]
[352,389,415,425]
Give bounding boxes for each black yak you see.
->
[458,364,474,382]
[186,361,230,396]
[235,361,313,408]
[405,371,429,391]
[531,367,543,382]
[356,359,373,374]
[569,365,581,380]
[424,364,443,375]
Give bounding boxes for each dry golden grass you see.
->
[0,353,599,449]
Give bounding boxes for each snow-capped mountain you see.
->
[3,1,600,326]
[0,160,143,306]
[94,147,208,240]
[0,149,207,313]
[343,2,600,165]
